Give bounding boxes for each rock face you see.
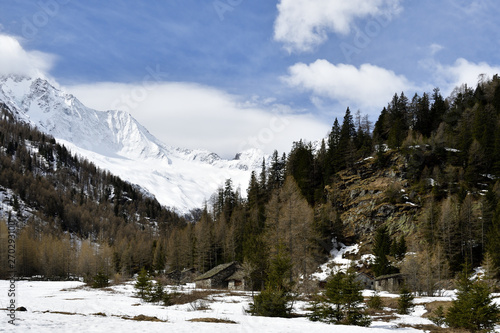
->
[327,152,421,244]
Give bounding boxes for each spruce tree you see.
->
[91,271,110,288]
[248,243,295,318]
[446,269,500,331]
[135,267,153,301]
[307,270,371,326]
[372,226,397,276]
[397,284,414,315]
[339,107,356,169]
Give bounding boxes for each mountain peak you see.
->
[0,76,267,213]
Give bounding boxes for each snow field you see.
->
[0,279,447,333]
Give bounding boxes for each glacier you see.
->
[0,75,268,215]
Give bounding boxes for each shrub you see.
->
[367,291,383,310]
[428,305,445,327]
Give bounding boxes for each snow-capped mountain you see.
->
[0,75,267,214]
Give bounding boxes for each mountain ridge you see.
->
[0,75,268,214]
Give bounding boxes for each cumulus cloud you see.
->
[274,0,402,52]
[432,58,500,95]
[0,34,55,78]
[65,82,330,158]
[283,59,415,113]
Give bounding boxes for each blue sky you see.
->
[1,0,500,157]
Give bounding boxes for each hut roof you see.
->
[194,262,237,281]
[226,269,245,281]
[374,273,404,281]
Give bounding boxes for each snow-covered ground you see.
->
[312,240,375,281]
[1,280,437,333]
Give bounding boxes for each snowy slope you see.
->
[0,75,267,214]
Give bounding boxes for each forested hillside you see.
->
[2,75,500,293]
[0,103,186,280]
[162,74,500,291]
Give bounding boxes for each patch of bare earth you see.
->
[188,318,237,324]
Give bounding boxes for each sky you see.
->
[1,0,500,158]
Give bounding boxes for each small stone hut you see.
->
[374,273,404,292]
[194,262,239,289]
[355,272,375,290]
[166,269,182,284]
[180,268,199,284]
[226,269,247,291]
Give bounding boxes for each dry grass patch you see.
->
[169,289,222,306]
[365,307,399,322]
[380,297,399,309]
[397,323,469,333]
[92,312,107,317]
[422,300,452,318]
[41,310,81,316]
[122,314,165,322]
[188,317,237,324]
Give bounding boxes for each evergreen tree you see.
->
[91,271,110,288]
[248,243,295,318]
[326,117,342,176]
[135,267,153,300]
[414,92,432,137]
[308,270,371,326]
[339,107,356,168]
[397,284,414,315]
[430,88,447,132]
[390,236,407,260]
[268,150,285,190]
[373,107,389,143]
[372,226,398,276]
[446,269,500,331]
[286,140,316,205]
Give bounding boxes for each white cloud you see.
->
[429,43,444,56]
[65,82,330,158]
[428,58,500,95]
[283,59,415,114]
[0,34,55,78]
[0,34,328,158]
[274,0,402,52]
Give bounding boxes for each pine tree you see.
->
[326,118,341,176]
[135,267,153,301]
[339,108,356,168]
[248,243,295,318]
[372,226,397,276]
[430,88,447,133]
[91,271,110,288]
[446,269,500,331]
[307,270,371,326]
[397,284,414,315]
[268,150,285,190]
